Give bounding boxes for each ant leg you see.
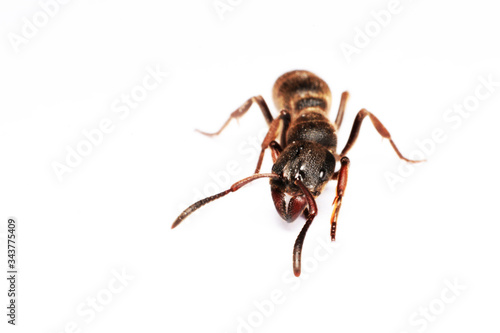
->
[254,110,290,173]
[196,96,273,136]
[330,157,349,241]
[269,141,283,163]
[340,109,424,163]
[334,91,349,129]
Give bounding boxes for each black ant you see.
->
[172,70,422,276]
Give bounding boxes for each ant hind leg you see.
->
[196,96,274,136]
[334,91,349,129]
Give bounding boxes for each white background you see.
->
[1,0,500,332]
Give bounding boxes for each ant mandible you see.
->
[172,70,422,276]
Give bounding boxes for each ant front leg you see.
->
[254,110,290,173]
[330,156,350,241]
[196,96,274,136]
[340,109,424,163]
[269,141,283,163]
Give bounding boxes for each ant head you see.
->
[271,141,336,197]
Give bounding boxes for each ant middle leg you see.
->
[340,109,424,163]
[196,96,273,136]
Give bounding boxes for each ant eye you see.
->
[319,169,326,180]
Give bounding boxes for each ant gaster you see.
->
[172,70,422,276]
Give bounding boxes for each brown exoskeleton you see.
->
[172,70,422,276]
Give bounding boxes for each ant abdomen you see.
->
[173,69,423,276]
[272,70,332,116]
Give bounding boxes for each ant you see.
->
[172,70,422,276]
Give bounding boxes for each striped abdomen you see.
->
[272,70,337,150]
